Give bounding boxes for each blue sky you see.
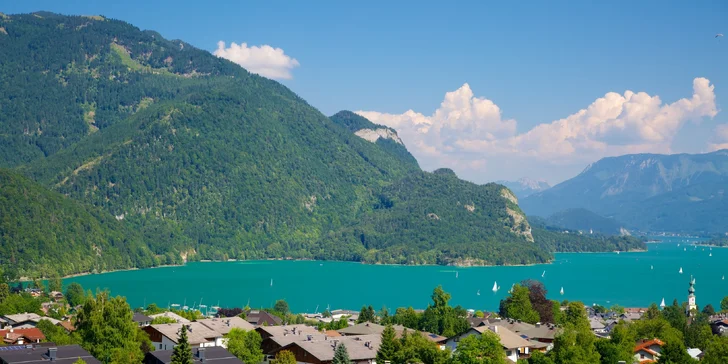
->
[4,1,728,183]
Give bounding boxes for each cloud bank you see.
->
[357,78,719,183]
[214,41,299,79]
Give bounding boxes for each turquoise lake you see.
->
[64,236,728,313]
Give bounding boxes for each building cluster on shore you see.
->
[1,278,726,364]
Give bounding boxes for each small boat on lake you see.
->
[456,271,459,279]
[560,287,564,295]
[270,279,273,287]
[477,289,480,296]
[660,298,666,308]
[679,267,683,274]
[492,281,499,292]
[651,265,654,270]
[542,270,545,277]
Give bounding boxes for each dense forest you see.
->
[0,12,644,278]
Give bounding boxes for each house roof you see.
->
[487,319,536,334]
[528,340,551,349]
[2,313,61,326]
[474,326,532,350]
[589,318,605,330]
[519,324,561,340]
[337,322,407,336]
[256,324,320,338]
[634,338,665,354]
[132,312,152,323]
[57,321,75,332]
[149,311,190,323]
[274,334,382,362]
[145,346,242,364]
[198,317,255,335]
[687,348,702,359]
[467,318,489,327]
[0,328,46,343]
[149,322,220,345]
[0,345,100,364]
[245,310,282,326]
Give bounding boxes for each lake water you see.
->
[64,237,728,313]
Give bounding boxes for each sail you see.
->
[660,298,666,308]
[679,267,683,274]
[492,281,498,292]
[560,287,564,295]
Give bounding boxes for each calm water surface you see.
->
[65,237,728,312]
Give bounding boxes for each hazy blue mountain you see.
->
[545,208,627,235]
[521,150,728,233]
[496,178,551,198]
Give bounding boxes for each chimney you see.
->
[536,323,541,328]
[48,347,57,361]
[198,347,206,363]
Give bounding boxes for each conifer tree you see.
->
[376,324,399,363]
[171,325,193,364]
[332,343,351,364]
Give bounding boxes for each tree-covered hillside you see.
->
[0,12,644,277]
[0,169,179,279]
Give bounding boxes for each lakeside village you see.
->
[1,278,728,364]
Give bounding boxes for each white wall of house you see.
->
[634,350,655,362]
[445,329,521,362]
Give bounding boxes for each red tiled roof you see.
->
[634,338,665,353]
[0,328,46,343]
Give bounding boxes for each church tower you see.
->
[687,276,697,315]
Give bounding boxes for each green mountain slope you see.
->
[0,169,172,278]
[521,150,728,233]
[0,12,644,276]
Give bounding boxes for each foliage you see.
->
[499,284,539,324]
[75,291,145,363]
[274,350,297,364]
[226,328,264,364]
[550,324,600,364]
[702,336,728,364]
[49,276,63,293]
[702,304,716,316]
[656,339,693,364]
[420,286,469,337]
[333,343,352,364]
[393,330,450,364]
[151,316,177,324]
[721,296,728,312]
[452,331,506,364]
[521,280,554,323]
[273,300,290,316]
[65,282,86,307]
[358,305,376,323]
[377,324,399,364]
[37,319,81,345]
[217,307,243,318]
[171,325,193,364]
[73,359,87,364]
[0,292,42,315]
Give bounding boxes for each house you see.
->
[49,291,64,301]
[467,317,489,327]
[197,317,255,336]
[270,334,381,364]
[687,348,703,360]
[244,310,282,326]
[338,322,405,336]
[633,338,665,363]
[710,319,728,336]
[56,321,75,333]
[149,312,190,323]
[255,325,324,356]
[0,345,101,364]
[330,310,359,322]
[144,346,242,364]
[143,322,222,351]
[1,313,60,329]
[589,317,607,335]
[488,319,536,334]
[133,312,153,327]
[0,328,46,345]
[446,325,532,363]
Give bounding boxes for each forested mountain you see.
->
[521,150,728,234]
[545,208,627,235]
[0,169,176,279]
[0,12,644,277]
[495,178,550,198]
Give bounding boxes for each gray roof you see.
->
[487,319,536,334]
[0,345,100,364]
[528,340,551,349]
[337,322,406,336]
[2,313,61,326]
[256,324,320,338]
[268,332,330,348]
[146,346,242,364]
[589,318,605,330]
[519,324,561,340]
[197,317,255,335]
[474,326,532,350]
[133,312,152,323]
[149,312,191,323]
[149,322,220,345]
[275,334,381,362]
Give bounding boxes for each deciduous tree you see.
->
[226,328,264,364]
[452,331,506,364]
[499,284,539,324]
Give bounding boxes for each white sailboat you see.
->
[492,281,499,292]
[477,290,480,296]
[678,243,680,247]
[679,267,683,274]
[456,271,459,279]
[560,287,564,295]
[710,252,713,257]
[651,265,654,270]
[508,284,515,294]
[541,270,546,278]
[660,298,666,308]
[270,279,273,287]
[684,247,687,251]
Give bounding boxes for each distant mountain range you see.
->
[521,150,728,234]
[496,178,551,198]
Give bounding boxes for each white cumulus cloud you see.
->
[214,41,299,80]
[357,78,718,182]
[708,124,728,151]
